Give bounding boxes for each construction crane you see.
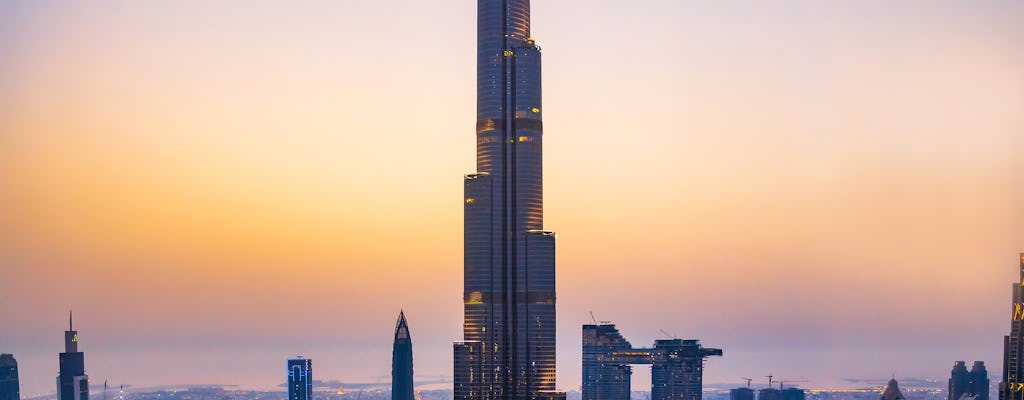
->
[778,380,808,390]
[659,329,676,339]
[766,373,774,389]
[741,378,753,389]
[589,311,598,325]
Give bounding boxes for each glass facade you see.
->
[0,354,19,400]
[392,312,414,400]
[456,2,556,400]
[287,358,312,400]
[1001,254,1024,400]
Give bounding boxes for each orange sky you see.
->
[1,0,1023,396]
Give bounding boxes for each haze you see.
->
[1,0,1023,396]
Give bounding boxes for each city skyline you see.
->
[2,0,1024,397]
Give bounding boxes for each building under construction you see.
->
[582,323,722,400]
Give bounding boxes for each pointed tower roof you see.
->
[880,379,907,400]
[395,310,410,341]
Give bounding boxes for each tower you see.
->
[287,357,312,400]
[971,361,990,400]
[0,354,19,400]
[392,311,414,400]
[953,361,971,400]
[1000,253,1024,400]
[57,311,88,400]
[454,1,558,400]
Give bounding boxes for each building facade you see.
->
[0,354,18,400]
[582,324,722,400]
[780,388,806,400]
[881,380,907,400]
[392,311,414,400]
[730,388,754,400]
[954,362,972,400]
[971,362,990,400]
[454,2,559,400]
[1001,253,1024,400]
[57,312,88,400]
[287,357,312,400]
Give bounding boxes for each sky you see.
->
[2,0,1024,396]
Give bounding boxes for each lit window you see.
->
[465,198,476,204]
[518,136,533,142]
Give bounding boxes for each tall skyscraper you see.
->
[287,357,312,400]
[971,362,990,400]
[392,311,414,400]
[454,2,558,400]
[582,323,722,400]
[0,354,19,400]
[954,362,972,400]
[57,312,88,400]
[1001,253,1024,400]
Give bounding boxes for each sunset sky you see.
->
[2,0,1024,396]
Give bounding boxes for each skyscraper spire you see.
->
[392,311,413,400]
[69,310,73,331]
[455,2,559,400]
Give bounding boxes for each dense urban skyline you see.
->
[1,0,1023,397]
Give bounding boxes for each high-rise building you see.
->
[730,388,754,400]
[758,388,780,400]
[582,323,722,400]
[780,388,805,400]
[881,379,907,400]
[971,361,990,400]
[0,354,19,400]
[453,2,559,400]
[57,312,88,400]
[954,362,972,400]
[1001,253,1024,400]
[287,357,312,400]
[392,311,414,400]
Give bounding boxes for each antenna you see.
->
[69,309,73,331]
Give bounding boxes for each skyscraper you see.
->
[582,323,722,400]
[971,362,990,400]
[953,362,971,400]
[454,2,558,400]
[57,312,88,400]
[730,388,754,400]
[1001,253,1024,400]
[392,311,414,400]
[287,357,312,400]
[881,379,908,400]
[0,354,19,400]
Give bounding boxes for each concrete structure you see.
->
[57,312,88,400]
[582,323,721,400]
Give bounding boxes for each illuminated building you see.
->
[392,311,414,400]
[730,388,754,400]
[453,2,560,400]
[0,354,18,400]
[1001,253,1024,400]
[57,312,88,400]
[880,379,907,400]
[287,357,312,400]
[582,323,722,400]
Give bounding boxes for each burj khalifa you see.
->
[453,2,559,400]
